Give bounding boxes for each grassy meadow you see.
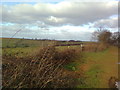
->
[2,38,119,88]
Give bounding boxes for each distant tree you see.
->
[111,32,120,46]
[98,30,112,44]
[69,40,75,42]
[92,27,112,45]
[92,27,103,41]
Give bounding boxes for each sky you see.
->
[0,0,119,41]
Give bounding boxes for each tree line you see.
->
[92,28,119,47]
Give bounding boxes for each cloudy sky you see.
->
[0,0,119,41]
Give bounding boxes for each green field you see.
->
[2,38,119,88]
[2,38,56,48]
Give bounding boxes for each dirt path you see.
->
[80,47,118,88]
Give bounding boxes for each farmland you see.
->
[2,38,119,88]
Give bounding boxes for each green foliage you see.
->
[76,65,103,88]
[76,77,89,88]
[85,65,103,88]
[64,63,78,71]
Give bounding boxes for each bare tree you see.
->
[98,30,112,44]
[111,32,120,46]
[92,27,112,45]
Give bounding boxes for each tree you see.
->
[98,30,112,44]
[92,27,104,41]
[111,32,120,46]
[92,28,112,45]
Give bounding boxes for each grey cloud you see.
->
[93,17,118,28]
[1,2,118,41]
[1,2,118,26]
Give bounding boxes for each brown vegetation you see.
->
[92,28,119,47]
[108,76,118,88]
[2,46,81,88]
[83,43,108,52]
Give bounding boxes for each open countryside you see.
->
[2,36,119,88]
[1,1,119,89]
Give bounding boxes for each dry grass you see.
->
[83,43,108,52]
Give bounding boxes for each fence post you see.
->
[81,43,84,51]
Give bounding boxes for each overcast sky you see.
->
[0,0,119,41]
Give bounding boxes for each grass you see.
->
[64,62,78,71]
[2,38,56,48]
[79,46,119,88]
[85,65,103,88]
[2,38,119,88]
[76,65,103,88]
[56,46,81,50]
[2,47,41,59]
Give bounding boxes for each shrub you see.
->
[54,48,77,63]
[84,43,108,52]
[3,52,64,88]
[2,46,81,88]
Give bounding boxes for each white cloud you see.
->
[1,1,118,26]
[1,1,118,40]
[92,16,118,28]
[47,16,65,23]
[1,23,94,40]
[2,0,118,2]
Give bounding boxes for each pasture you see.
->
[2,38,119,88]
